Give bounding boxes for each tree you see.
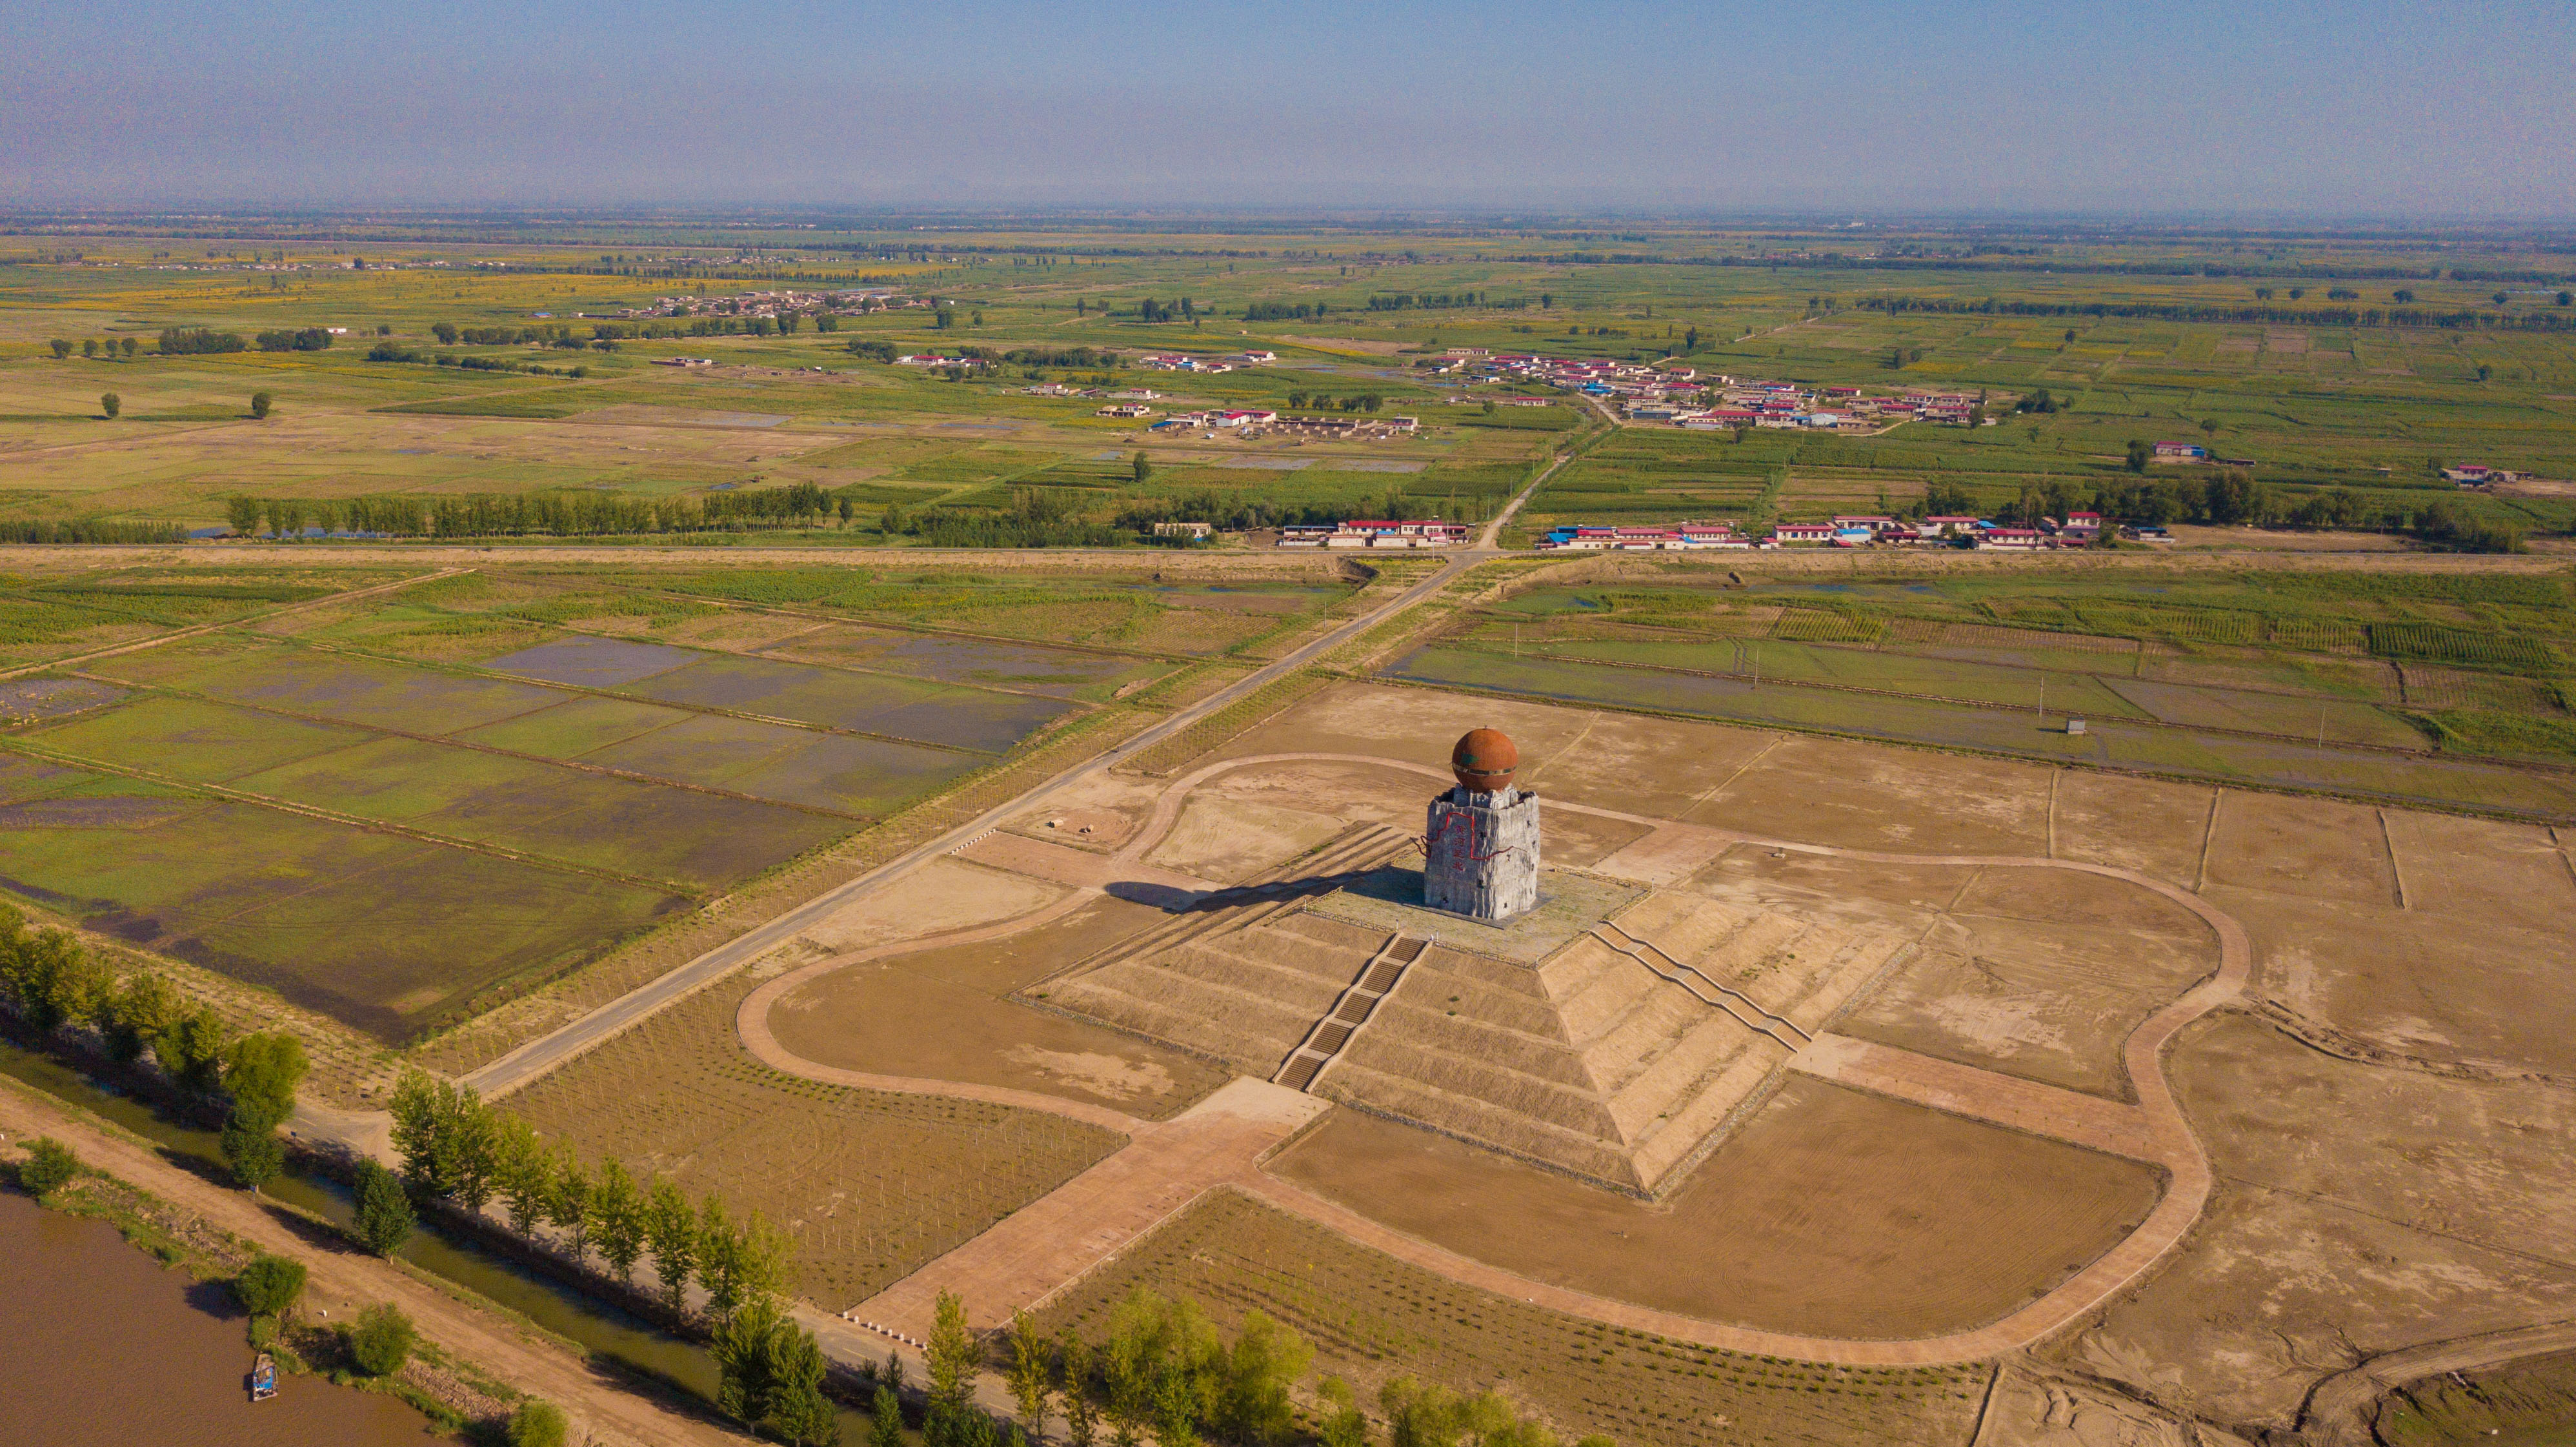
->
[548,1148,592,1260]
[927,1289,980,1413]
[101,971,177,1063]
[1316,1379,1370,1447]
[2200,418,2219,436]
[1009,1310,1054,1441]
[766,1317,841,1446]
[1213,1311,1310,1446]
[157,1005,228,1095]
[225,495,263,536]
[714,1293,784,1425]
[232,1254,308,1319]
[1,919,106,1033]
[496,1114,550,1237]
[83,339,99,358]
[697,1194,744,1318]
[354,1159,415,1256]
[645,1179,699,1317]
[589,1159,647,1283]
[250,391,273,420]
[387,1070,496,1210]
[507,1401,570,1447]
[48,339,72,359]
[101,393,120,419]
[2125,440,2152,474]
[15,1136,79,1196]
[2201,469,2266,525]
[716,1297,840,1445]
[872,1386,907,1447]
[2394,289,2416,303]
[1060,1327,1100,1447]
[2559,291,2573,307]
[225,1031,307,1126]
[432,322,459,345]
[1131,450,1153,485]
[221,1111,287,1192]
[346,1302,415,1376]
[1103,1289,1220,1447]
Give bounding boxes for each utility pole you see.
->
[2038,675,2046,723]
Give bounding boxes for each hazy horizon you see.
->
[7,0,2571,219]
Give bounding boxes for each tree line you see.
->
[379,1069,838,1444]
[907,1286,1608,1447]
[1857,294,2575,332]
[0,906,310,1192]
[221,484,852,540]
[1918,472,2522,552]
[1242,302,1329,321]
[1363,292,1485,311]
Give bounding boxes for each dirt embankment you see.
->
[0,1081,750,1447]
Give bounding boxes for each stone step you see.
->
[1584,976,1718,1091]
[1320,1060,1642,1190]
[1339,1025,1613,1136]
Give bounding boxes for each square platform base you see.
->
[1302,865,1645,966]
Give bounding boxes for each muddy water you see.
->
[0,1191,439,1446]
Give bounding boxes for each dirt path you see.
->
[843,1079,1326,1337]
[0,1080,749,1447]
[2294,1319,2576,1446]
[737,749,2253,1366]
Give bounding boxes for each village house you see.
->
[1316,520,1470,549]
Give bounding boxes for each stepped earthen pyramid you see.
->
[1038,823,1909,1196]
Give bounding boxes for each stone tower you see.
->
[1424,727,1541,922]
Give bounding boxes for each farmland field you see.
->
[0,556,1250,1038]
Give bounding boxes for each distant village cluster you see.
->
[1269,512,2169,551]
[622,288,911,321]
[1133,350,1278,372]
[1536,512,2166,551]
[1432,350,1995,430]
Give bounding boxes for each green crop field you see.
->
[1393,563,2576,816]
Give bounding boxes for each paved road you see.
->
[460,453,1571,1098]
[736,748,2255,1367]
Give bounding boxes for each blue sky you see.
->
[5,0,2570,216]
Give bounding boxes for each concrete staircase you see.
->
[1273,933,1432,1092]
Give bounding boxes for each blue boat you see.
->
[250,1352,278,1402]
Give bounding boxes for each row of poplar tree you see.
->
[0,906,310,1193]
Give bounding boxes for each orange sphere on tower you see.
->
[1450,727,1520,793]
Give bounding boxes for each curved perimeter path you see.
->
[743,751,2253,1366]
